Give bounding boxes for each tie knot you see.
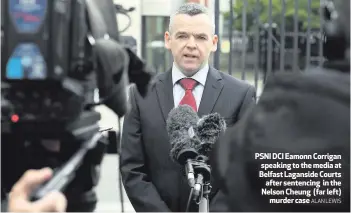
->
[179,78,197,90]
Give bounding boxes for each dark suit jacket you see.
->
[120,67,256,212]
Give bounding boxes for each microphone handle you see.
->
[185,160,195,187]
[198,196,209,213]
[29,133,103,201]
[193,174,204,201]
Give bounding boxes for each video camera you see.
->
[1,0,152,211]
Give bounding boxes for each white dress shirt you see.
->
[172,63,209,108]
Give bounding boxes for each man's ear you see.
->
[211,34,219,52]
[164,31,171,49]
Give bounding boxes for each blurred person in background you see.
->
[211,0,350,211]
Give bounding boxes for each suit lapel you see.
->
[197,67,224,117]
[156,70,174,123]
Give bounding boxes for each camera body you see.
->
[1,0,94,131]
[1,0,126,211]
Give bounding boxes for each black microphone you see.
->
[167,105,199,145]
[195,113,227,157]
[191,113,226,201]
[171,136,202,188]
[167,105,200,187]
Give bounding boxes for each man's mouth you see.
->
[184,54,197,59]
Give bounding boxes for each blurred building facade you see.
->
[113,0,219,73]
[114,0,325,99]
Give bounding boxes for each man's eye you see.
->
[196,36,207,40]
[178,35,187,38]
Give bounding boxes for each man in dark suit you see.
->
[120,3,256,212]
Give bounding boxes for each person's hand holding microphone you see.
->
[8,168,67,212]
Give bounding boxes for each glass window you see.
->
[141,16,173,73]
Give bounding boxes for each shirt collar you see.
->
[172,63,209,86]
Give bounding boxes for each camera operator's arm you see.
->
[120,85,171,212]
[7,168,67,212]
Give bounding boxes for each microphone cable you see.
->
[118,118,125,212]
[115,4,135,33]
[185,187,194,212]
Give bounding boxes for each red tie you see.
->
[179,78,198,112]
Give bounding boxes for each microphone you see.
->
[167,106,227,211]
[167,105,200,187]
[166,105,199,144]
[167,106,226,191]
[191,113,226,202]
[195,113,227,157]
[171,136,201,187]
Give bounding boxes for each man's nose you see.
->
[186,36,197,49]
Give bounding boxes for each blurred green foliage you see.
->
[223,0,321,31]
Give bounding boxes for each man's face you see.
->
[164,14,218,76]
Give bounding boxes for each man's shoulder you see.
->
[154,70,170,80]
[128,71,169,98]
[213,68,253,90]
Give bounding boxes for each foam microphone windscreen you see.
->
[196,113,227,156]
[166,105,200,163]
[166,105,199,143]
[169,132,187,162]
[169,134,200,164]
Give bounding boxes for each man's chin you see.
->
[180,65,200,76]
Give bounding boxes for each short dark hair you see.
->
[169,3,214,33]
